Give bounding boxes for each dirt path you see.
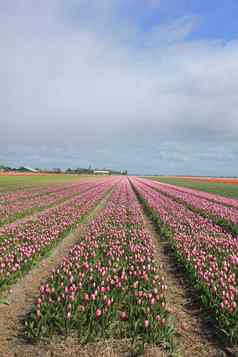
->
[0,189,113,357]
[142,214,235,357]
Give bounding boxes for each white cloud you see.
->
[1,0,238,174]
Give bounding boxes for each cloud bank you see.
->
[1,0,238,175]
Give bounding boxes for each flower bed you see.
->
[26,178,171,351]
[0,180,107,226]
[0,179,117,289]
[131,177,238,342]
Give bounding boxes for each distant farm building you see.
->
[93,170,110,175]
[18,167,39,173]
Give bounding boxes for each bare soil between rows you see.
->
[0,190,112,357]
[142,214,237,357]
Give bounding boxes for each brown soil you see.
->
[0,190,112,357]
[142,215,237,357]
[10,336,169,357]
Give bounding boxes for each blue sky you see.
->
[162,0,238,41]
[1,0,238,175]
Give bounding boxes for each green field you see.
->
[146,176,238,199]
[0,174,95,192]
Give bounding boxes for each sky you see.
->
[1,0,238,175]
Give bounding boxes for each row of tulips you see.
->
[0,182,78,204]
[131,177,238,341]
[0,178,118,289]
[0,179,107,227]
[26,178,172,351]
[147,178,238,209]
[140,178,238,234]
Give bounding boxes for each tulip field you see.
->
[0,177,117,289]
[150,176,238,199]
[131,177,238,342]
[0,180,107,226]
[140,178,238,235]
[26,179,171,351]
[1,174,238,355]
